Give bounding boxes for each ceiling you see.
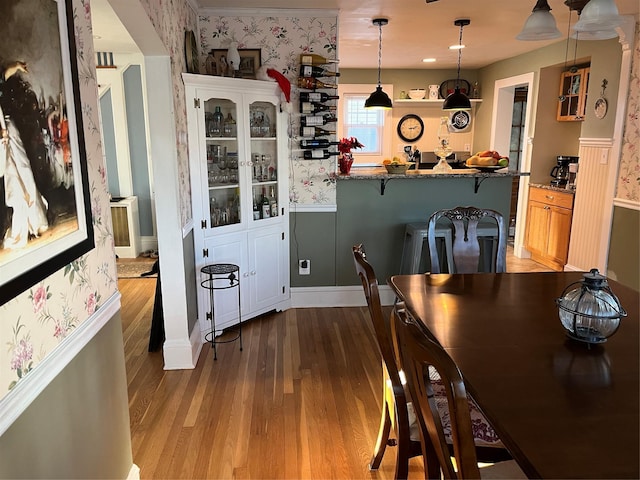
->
[92,0,639,69]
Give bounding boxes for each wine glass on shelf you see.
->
[433,116,453,173]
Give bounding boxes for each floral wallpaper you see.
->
[198,13,339,206]
[616,21,640,203]
[137,0,198,225]
[0,0,116,396]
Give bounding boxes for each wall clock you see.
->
[397,114,424,142]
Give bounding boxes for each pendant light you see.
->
[365,18,392,110]
[573,0,622,36]
[516,0,562,41]
[442,19,471,111]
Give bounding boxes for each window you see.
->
[338,84,393,166]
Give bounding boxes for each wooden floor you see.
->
[119,249,550,479]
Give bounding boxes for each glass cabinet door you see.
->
[249,100,279,223]
[204,97,240,228]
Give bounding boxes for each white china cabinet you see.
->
[183,74,290,333]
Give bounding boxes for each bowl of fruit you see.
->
[383,157,413,174]
[465,150,509,172]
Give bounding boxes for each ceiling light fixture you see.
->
[442,18,471,111]
[365,18,392,110]
[573,0,622,36]
[516,0,562,41]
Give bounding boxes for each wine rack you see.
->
[297,53,339,160]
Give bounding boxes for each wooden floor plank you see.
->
[118,249,550,479]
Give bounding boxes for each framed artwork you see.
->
[0,0,94,305]
[207,49,262,79]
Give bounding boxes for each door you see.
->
[247,225,287,312]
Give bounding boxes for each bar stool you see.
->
[200,263,242,360]
[400,223,454,274]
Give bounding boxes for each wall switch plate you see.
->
[299,259,310,275]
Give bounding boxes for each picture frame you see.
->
[206,49,262,79]
[0,0,94,305]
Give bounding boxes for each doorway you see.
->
[490,72,534,259]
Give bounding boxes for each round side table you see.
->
[200,263,242,360]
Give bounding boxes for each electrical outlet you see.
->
[299,259,310,275]
[464,143,471,151]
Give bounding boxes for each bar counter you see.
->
[336,166,529,195]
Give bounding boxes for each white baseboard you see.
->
[127,464,140,480]
[140,236,158,253]
[290,285,396,308]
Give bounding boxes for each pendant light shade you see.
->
[573,0,622,33]
[517,0,562,40]
[365,18,392,110]
[443,19,471,111]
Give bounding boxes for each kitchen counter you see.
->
[529,182,575,194]
[337,166,529,194]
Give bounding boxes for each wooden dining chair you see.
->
[352,244,423,479]
[392,304,526,479]
[427,206,507,273]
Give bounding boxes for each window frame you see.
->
[337,83,393,166]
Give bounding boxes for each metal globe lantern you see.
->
[556,269,627,345]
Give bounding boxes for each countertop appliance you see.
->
[551,155,579,187]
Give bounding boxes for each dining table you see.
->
[389,271,639,479]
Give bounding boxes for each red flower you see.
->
[338,137,364,154]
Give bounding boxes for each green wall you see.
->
[607,206,639,291]
[0,315,133,479]
[289,177,512,288]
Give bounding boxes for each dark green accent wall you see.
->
[289,212,337,287]
[100,90,120,197]
[0,314,132,479]
[184,230,199,333]
[288,177,512,288]
[608,206,639,291]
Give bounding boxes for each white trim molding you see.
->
[198,7,339,17]
[0,292,121,436]
[290,203,337,213]
[613,198,640,211]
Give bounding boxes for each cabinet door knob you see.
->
[251,270,257,276]
[544,205,551,210]
[243,272,250,278]
[545,195,554,200]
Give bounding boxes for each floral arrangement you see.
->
[338,137,364,154]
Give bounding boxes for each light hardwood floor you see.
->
[119,249,550,479]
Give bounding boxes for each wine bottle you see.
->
[299,125,336,137]
[297,77,337,90]
[300,114,337,127]
[209,106,224,136]
[299,92,340,103]
[300,139,340,149]
[253,195,260,220]
[299,53,338,66]
[260,188,271,219]
[303,150,340,160]
[269,186,278,217]
[299,65,340,78]
[300,101,337,114]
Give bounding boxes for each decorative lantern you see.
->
[556,268,627,345]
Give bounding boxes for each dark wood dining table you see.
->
[389,271,639,479]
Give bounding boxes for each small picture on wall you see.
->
[206,49,261,79]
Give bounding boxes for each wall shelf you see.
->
[393,98,482,107]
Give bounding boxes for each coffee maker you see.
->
[551,155,579,187]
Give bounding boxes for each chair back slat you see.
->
[392,304,482,480]
[428,206,507,274]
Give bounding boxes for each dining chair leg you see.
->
[369,395,393,470]
[394,420,412,480]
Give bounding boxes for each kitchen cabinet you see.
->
[183,73,290,332]
[525,186,574,271]
[557,67,590,121]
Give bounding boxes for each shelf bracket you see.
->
[474,176,489,194]
[380,179,392,195]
